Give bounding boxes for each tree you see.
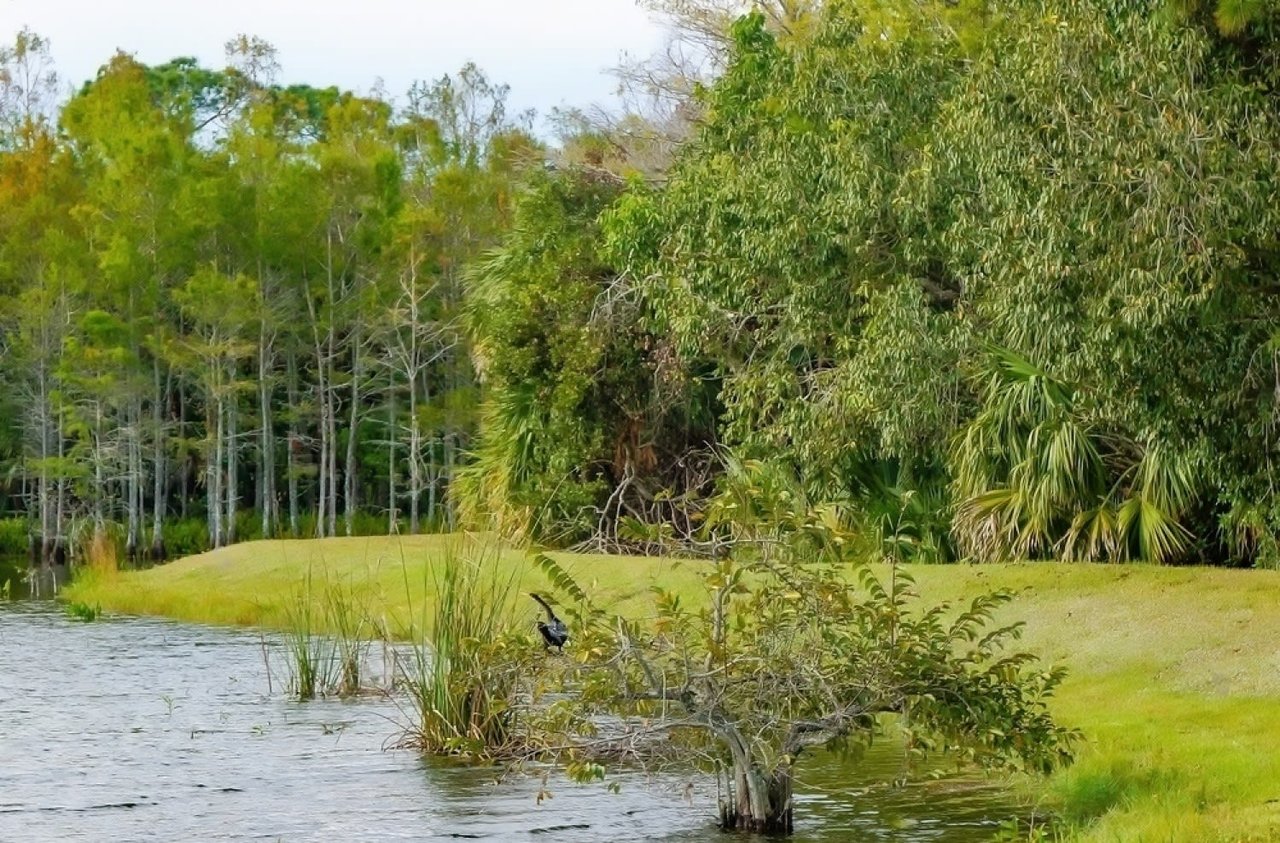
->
[301,93,398,537]
[0,27,58,151]
[1168,0,1278,37]
[379,65,534,534]
[930,1,1280,563]
[171,269,257,548]
[0,28,77,559]
[529,461,1074,833]
[605,8,970,557]
[461,165,715,546]
[600,1,1280,565]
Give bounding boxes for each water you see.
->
[0,601,1027,841]
[0,556,68,599]
[0,556,31,598]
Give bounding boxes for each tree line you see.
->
[0,33,532,560]
[3,0,1279,567]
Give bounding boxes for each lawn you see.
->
[64,535,1280,841]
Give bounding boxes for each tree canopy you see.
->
[4,0,1280,567]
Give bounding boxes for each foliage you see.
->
[395,546,527,758]
[0,33,533,550]
[158,518,207,557]
[0,517,28,555]
[6,0,1280,570]
[951,347,1197,563]
[65,600,101,621]
[531,479,1075,833]
[598,1,1280,565]
[460,166,713,545]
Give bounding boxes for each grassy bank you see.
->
[65,535,1280,841]
[62,533,703,636]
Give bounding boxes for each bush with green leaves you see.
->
[460,167,716,545]
[530,465,1075,834]
[0,517,28,555]
[599,2,1280,564]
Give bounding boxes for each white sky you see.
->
[1,1,669,122]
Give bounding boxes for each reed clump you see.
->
[282,568,376,700]
[65,600,102,621]
[396,545,527,759]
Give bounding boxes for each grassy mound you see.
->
[64,536,1280,841]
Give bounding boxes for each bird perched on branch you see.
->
[530,593,569,652]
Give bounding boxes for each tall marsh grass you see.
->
[84,525,120,574]
[0,517,28,555]
[282,568,377,700]
[396,545,525,758]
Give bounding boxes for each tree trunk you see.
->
[258,322,274,540]
[387,382,397,534]
[409,370,421,534]
[444,429,456,530]
[225,379,238,545]
[325,228,338,539]
[214,396,223,548]
[36,355,51,562]
[178,385,188,521]
[287,350,300,536]
[54,397,66,564]
[715,723,795,835]
[344,337,360,536]
[126,399,141,562]
[718,762,794,834]
[149,361,167,561]
[327,374,338,538]
[209,390,224,549]
[314,348,328,539]
[93,402,105,537]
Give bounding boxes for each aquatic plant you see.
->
[325,577,374,696]
[395,545,525,758]
[282,570,339,700]
[281,568,379,700]
[65,601,101,621]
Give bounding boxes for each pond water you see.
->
[0,597,1030,841]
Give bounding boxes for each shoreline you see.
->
[63,536,1280,841]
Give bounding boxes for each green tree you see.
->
[531,467,1074,833]
[602,2,1280,565]
[462,165,713,545]
[0,27,78,556]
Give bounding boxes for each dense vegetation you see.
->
[470,0,1280,566]
[0,34,533,559]
[3,0,1280,567]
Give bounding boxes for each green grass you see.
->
[64,536,1280,842]
[62,533,701,636]
[65,600,102,622]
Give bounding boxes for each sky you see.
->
[1,1,670,122]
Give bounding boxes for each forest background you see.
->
[2,0,1279,570]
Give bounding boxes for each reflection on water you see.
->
[0,601,1028,841]
[0,555,28,598]
[0,556,68,599]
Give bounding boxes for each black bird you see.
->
[530,593,569,651]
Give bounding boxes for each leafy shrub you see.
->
[0,517,29,556]
[161,518,210,559]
